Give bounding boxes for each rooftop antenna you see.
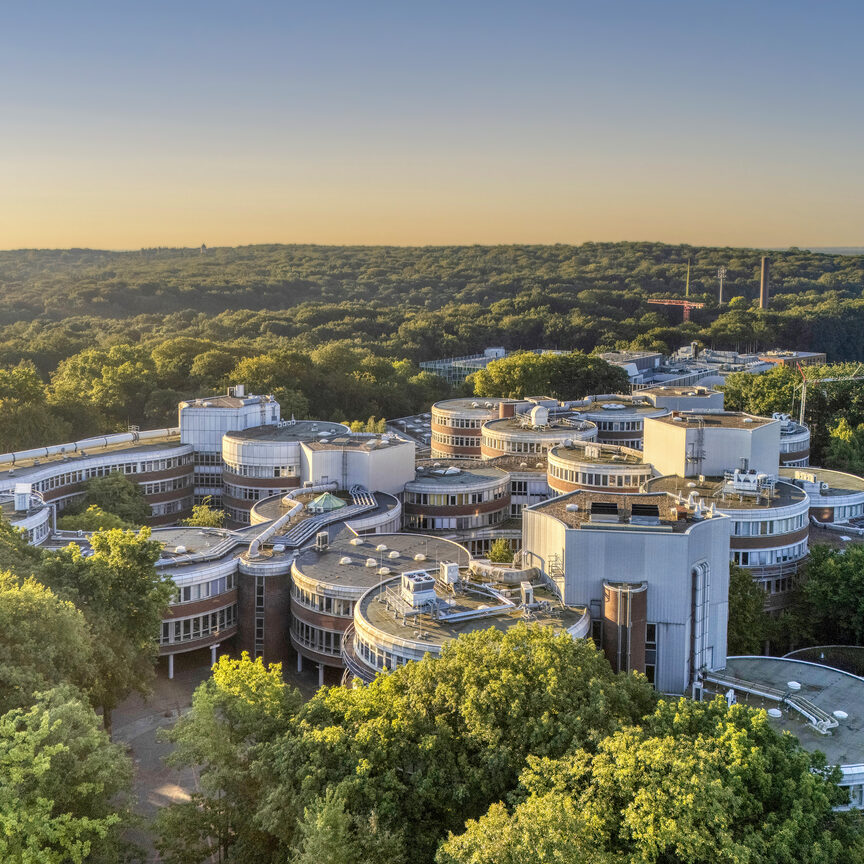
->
[717,266,727,304]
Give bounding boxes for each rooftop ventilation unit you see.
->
[440,561,459,584]
[630,503,661,526]
[529,405,549,427]
[315,531,329,551]
[13,483,31,513]
[388,550,400,559]
[339,556,352,565]
[401,570,437,608]
[589,501,619,523]
[174,545,187,554]
[520,581,534,605]
[365,558,377,567]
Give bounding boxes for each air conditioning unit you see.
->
[520,581,535,606]
[315,531,329,551]
[440,561,459,584]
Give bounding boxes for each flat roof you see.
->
[304,434,412,452]
[224,421,349,443]
[599,351,663,361]
[418,455,549,474]
[530,489,701,534]
[780,466,864,496]
[483,414,596,435]
[293,529,471,590]
[410,465,509,487]
[432,397,550,416]
[251,490,400,526]
[179,393,276,409]
[651,411,775,430]
[717,656,864,769]
[360,577,587,645]
[549,441,646,467]
[644,475,807,510]
[637,385,719,397]
[150,527,238,558]
[0,435,186,483]
[574,398,668,417]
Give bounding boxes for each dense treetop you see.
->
[155,630,864,864]
[0,242,862,451]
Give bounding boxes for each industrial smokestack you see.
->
[759,257,770,309]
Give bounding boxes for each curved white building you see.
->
[344,561,590,684]
[781,466,864,525]
[0,432,194,525]
[1,487,52,546]
[221,420,349,525]
[403,464,511,533]
[644,473,810,608]
[291,530,472,683]
[568,395,670,449]
[547,441,653,495]
[776,414,811,467]
[480,408,596,459]
[430,397,556,458]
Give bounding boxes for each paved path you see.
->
[114,648,324,861]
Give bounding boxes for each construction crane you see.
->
[795,363,864,425]
[646,298,706,322]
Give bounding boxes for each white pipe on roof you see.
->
[0,427,180,466]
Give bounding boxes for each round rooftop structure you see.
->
[480,413,596,459]
[547,441,654,495]
[568,396,670,450]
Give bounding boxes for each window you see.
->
[645,623,658,684]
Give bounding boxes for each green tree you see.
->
[472,351,629,400]
[56,504,133,532]
[227,353,311,418]
[826,417,864,475]
[39,528,172,734]
[0,361,69,453]
[438,697,863,864]
[77,471,151,526]
[180,496,225,528]
[727,563,770,655]
[796,544,864,646]
[156,653,300,864]
[0,685,135,864]
[0,572,93,715]
[0,515,44,578]
[253,626,656,863]
[488,538,514,563]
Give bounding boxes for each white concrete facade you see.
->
[643,413,781,479]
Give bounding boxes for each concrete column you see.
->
[318,664,325,687]
[297,653,303,673]
[168,653,174,680]
[211,643,220,666]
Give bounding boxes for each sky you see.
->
[1,1,862,249]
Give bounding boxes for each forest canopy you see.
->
[0,242,862,450]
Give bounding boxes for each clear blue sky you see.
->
[1,1,861,248]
